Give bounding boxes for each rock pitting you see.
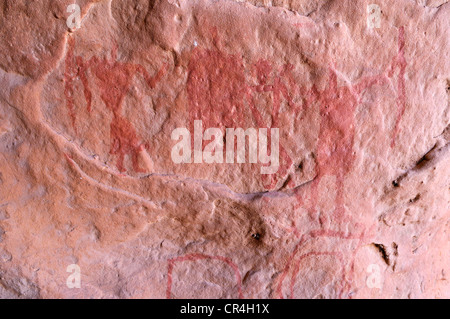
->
[0,0,449,299]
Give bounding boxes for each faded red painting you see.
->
[179,26,408,298]
[64,37,166,173]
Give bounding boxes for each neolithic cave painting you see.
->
[187,46,247,130]
[279,27,407,298]
[187,26,406,194]
[296,26,406,225]
[166,253,244,299]
[183,27,407,298]
[275,228,368,299]
[246,61,302,189]
[305,67,388,223]
[187,29,300,189]
[64,36,166,173]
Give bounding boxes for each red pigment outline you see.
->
[245,62,301,189]
[304,66,388,223]
[186,27,406,191]
[64,37,167,173]
[275,228,367,299]
[182,27,406,298]
[187,36,300,189]
[166,253,244,299]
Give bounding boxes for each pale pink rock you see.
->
[0,0,448,299]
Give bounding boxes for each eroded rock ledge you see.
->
[0,0,448,299]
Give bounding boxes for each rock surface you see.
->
[0,0,449,299]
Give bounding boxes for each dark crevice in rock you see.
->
[373,243,390,266]
[390,138,449,191]
[409,193,421,203]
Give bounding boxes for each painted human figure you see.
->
[304,68,387,223]
[306,27,406,225]
[65,37,166,173]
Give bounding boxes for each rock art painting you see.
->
[64,37,167,173]
[0,0,448,301]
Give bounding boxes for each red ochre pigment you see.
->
[64,37,166,172]
[187,46,300,189]
[181,27,407,298]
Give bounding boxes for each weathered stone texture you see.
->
[0,0,448,298]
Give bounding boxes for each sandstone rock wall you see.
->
[0,0,448,298]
